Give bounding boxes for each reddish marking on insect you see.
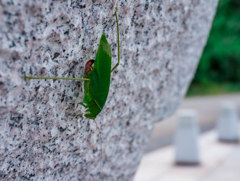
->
[84,59,95,76]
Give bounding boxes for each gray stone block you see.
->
[0,0,218,180]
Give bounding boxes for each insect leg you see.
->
[24,76,89,81]
[111,7,120,72]
[79,102,87,108]
[75,114,83,119]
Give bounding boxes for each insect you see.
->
[24,8,120,122]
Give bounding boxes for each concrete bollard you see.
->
[217,102,239,143]
[175,109,200,165]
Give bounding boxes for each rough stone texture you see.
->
[0,0,218,180]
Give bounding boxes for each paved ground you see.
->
[145,94,240,152]
[134,94,240,181]
[134,130,240,181]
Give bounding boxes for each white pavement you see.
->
[134,130,240,181]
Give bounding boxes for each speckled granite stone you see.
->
[0,0,218,180]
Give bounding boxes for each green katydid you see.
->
[24,8,120,123]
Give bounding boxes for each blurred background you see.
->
[188,0,240,96]
[134,0,240,180]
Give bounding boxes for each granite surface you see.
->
[0,0,218,180]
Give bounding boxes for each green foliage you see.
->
[188,0,240,95]
[82,34,112,119]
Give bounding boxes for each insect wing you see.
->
[90,34,112,110]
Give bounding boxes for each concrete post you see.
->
[217,102,239,142]
[175,109,200,165]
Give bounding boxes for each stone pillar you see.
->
[175,110,200,165]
